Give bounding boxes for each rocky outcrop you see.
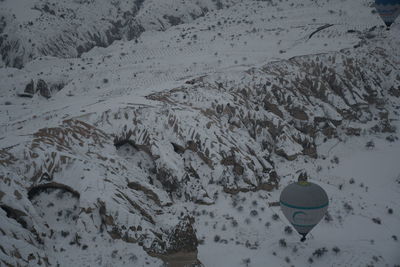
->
[18,79,65,98]
[0,0,238,68]
[24,80,35,95]
[165,216,198,254]
[36,79,51,99]
[149,216,202,267]
[0,40,399,266]
[146,47,399,164]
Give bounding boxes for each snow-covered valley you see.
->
[0,0,399,266]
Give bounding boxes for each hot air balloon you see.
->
[280,175,329,242]
[374,0,400,29]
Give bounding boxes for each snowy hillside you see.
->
[0,0,400,266]
[0,0,238,68]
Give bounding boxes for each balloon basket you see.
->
[300,234,307,242]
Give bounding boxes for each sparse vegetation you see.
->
[332,246,340,254]
[111,250,118,258]
[231,220,238,227]
[386,135,398,142]
[61,231,69,237]
[366,140,375,149]
[250,210,258,217]
[343,202,353,212]
[312,247,328,258]
[242,258,251,266]
[324,212,333,222]
[2,2,400,266]
[284,226,293,234]
[332,156,339,164]
[279,238,287,247]
[372,217,381,225]
[316,165,323,172]
[129,254,138,262]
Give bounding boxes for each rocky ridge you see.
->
[1,39,399,265]
[0,0,237,68]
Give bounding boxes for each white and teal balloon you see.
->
[374,0,400,28]
[280,181,329,242]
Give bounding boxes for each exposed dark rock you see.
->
[263,99,283,118]
[166,216,198,253]
[233,163,244,175]
[24,80,35,95]
[17,92,34,98]
[346,127,361,136]
[27,182,80,200]
[36,79,51,99]
[122,231,137,243]
[127,181,162,206]
[0,0,222,68]
[171,142,186,155]
[220,155,236,166]
[108,227,122,240]
[275,148,299,161]
[125,22,145,41]
[389,86,400,97]
[223,182,277,194]
[0,205,28,229]
[371,121,396,133]
[156,167,179,194]
[288,106,308,121]
[302,143,318,158]
[186,140,198,152]
[322,125,336,138]
[163,15,183,26]
[223,170,278,194]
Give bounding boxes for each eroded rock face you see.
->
[24,80,35,95]
[36,79,51,99]
[165,216,198,254]
[149,216,202,267]
[0,205,29,229]
[0,0,238,68]
[19,79,64,99]
[0,45,399,265]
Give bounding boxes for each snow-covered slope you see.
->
[0,0,400,266]
[0,0,237,68]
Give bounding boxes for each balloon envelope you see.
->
[280,181,328,238]
[375,0,400,27]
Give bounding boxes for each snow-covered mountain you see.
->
[0,0,399,266]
